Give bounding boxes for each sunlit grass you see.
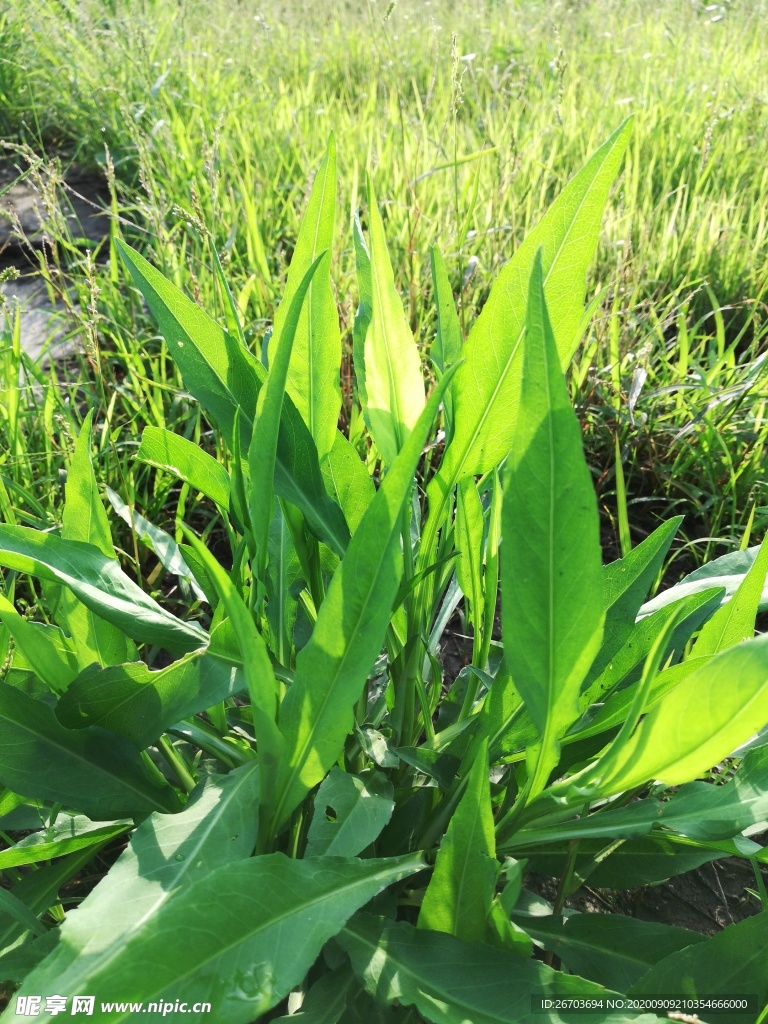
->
[1,0,767,576]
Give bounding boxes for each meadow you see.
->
[0,0,768,1021]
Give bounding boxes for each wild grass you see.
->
[1,0,767,578]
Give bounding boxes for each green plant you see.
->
[1,125,768,1024]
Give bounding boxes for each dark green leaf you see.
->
[0,682,180,818]
[341,915,665,1024]
[305,767,394,857]
[0,525,207,654]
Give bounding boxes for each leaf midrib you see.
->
[446,134,619,490]
[28,766,260,1008]
[100,856,420,1024]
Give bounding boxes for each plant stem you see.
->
[157,734,197,793]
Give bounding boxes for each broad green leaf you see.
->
[419,739,497,943]
[137,427,231,510]
[270,136,341,461]
[429,245,462,441]
[640,542,768,618]
[15,765,261,1007]
[272,369,456,829]
[631,911,768,1017]
[516,835,729,889]
[321,431,375,536]
[514,913,704,992]
[0,682,180,818]
[341,916,665,1024]
[55,411,134,667]
[358,175,425,464]
[117,241,350,558]
[305,767,394,857]
[106,488,206,602]
[511,744,768,846]
[455,477,485,632]
[20,854,422,1024]
[0,525,207,654]
[250,254,325,580]
[434,119,631,495]
[692,534,768,657]
[501,251,604,797]
[583,516,682,686]
[0,814,131,869]
[583,633,768,796]
[54,650,240,749]
[0,596,78,694]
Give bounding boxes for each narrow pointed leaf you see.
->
[359,175,425,464]
[434,119,631,498]
[0,814,132,870]
[0,845,109,954]
[418,739,496,943]
[250,254,325,579]
[55,651,240,750]
[430,246,462,441]
[117,239,261,444]
[321,431,375,536]
[515,913,705,992]
[266,502,302,665]
[0,525,207,654]
[455,477,485,631]
[351,210,373,405]
[513,744,768,846]
[640,542,768,617]
[106,488,206,602]
[270,136,340,460]
[501,251,604,796]
[585,634,768,796]
[692,534,768,657]
[57,411,134,666]
[0,596,78,694]
[583,516,682,686]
